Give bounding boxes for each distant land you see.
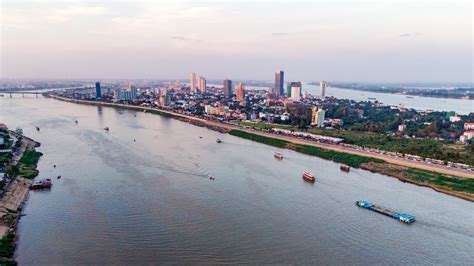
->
[313,82,474,100]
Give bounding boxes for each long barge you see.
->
[356,200,416,223]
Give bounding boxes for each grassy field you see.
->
[238,121,293,130]
[404,168,474,194]
[233,121,473,166]
[362,162,474,197]
[16,150,43,179]
[229,130,289,148]
[228,129,384,167]
[294,144,385,167]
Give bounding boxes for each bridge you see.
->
[0,91,44,98]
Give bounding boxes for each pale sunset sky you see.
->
[1,0,472,82]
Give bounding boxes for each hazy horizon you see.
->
[1,0,473,82]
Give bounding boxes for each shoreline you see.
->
[0,135,42,264]
[46,95,473,201]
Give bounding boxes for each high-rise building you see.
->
[316,109,325,127]
[223,79,232,98]
[95,81,101,98]
[311,107,325,126]
[286,82,292,97]
[290,82,302,101]
[114,85,138,101]
[190,73,197,92]
[287,81,302,98]
[236,82,245,102]
[198,76,206,93]
[274,70,284,97]
[320,81,327,98]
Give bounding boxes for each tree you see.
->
[5,165,19,177]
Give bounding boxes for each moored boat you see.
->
[340,165,350,172]
[274,152,283,160]
[104,127,109,131]
[302,171,315,183]
[216,139,222,143]
[30,179,52,190]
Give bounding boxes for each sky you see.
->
[1,0,473,82]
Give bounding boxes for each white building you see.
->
[449,115,461,122]
[398,124,407,132]
[320,81,327,98]
[198,76,206,94]
[190,73,197,92]
[290,85,301,101]
[204,105,211,114]
[316,109,325,127]
[464,122,474,130]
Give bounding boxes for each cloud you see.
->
[272,32,289,36]
[399,32,423,38]
[170,36,201,42]
[46,5,109,23]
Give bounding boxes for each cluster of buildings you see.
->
[80,70,332,130]
[461,122,474,142]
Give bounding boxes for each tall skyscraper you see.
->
[236,82,245,102]
[289,81,302,100]
[320,81,327,98]
[274,70,284,97]
[190,73,197,92]
[223,79,232,98]
[95,81,101,98]
[198,76,206,93]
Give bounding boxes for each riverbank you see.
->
[0,136,42,264]
[46,95,473,201]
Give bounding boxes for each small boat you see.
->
[216,139,222,143]
[30,179,52,190]
[199,136,203,139]
[75,120,78,124]
[368,97,377,100]
[104,127,109,131]
[302,171,315,183]
[340,165,350,172]
[36,126,40,131]
[274,152,284,160]
[53,164,56,168]
[57,175,61,179]
[406,96,414,98]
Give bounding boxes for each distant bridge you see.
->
[0,91,45,98]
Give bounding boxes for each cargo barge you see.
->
[356,200,415,223]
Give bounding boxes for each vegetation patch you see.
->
[362,162,474,197]
[294,144,385,167]
[229,130,289,148]
[0,232,16,260]
[229,130,384,167]
[16,150,43,179]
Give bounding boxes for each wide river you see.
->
[211,83,473,114]
[1,96,473,264]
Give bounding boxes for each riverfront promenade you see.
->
[48,95,473,179]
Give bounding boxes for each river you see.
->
[210,83,473,114]
[1,96,473,264]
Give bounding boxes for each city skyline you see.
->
[1,0,472,82]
